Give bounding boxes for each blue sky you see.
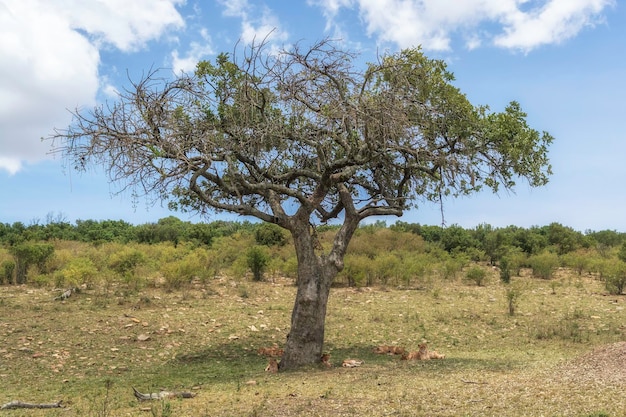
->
[0,0,623,231]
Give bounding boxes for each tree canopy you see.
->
[52,39,552,228]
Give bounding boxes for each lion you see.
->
[401,343,445,361]
[419,343,445,360]
[265,358,279,373]
[390,346,406,355]
[341,359,364,368]
[321,353,332,368]
[373,345,391,354]
[401,350,419,360]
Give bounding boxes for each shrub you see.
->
[55,257,98,288]
[338,254,374,287]
[604,261,626,295]
[108,248,145,277]
[528,251,560,279]
[247,246,269,282]
[162,250,208,290]
[8,243,55,284]
[561,251,591,275]
[465,266,487,286]
[1,260,15,284]
[254,224,287,246]
[499,257,511,284]
[505,286,521,316]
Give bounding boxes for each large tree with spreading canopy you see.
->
[50,39,552,370]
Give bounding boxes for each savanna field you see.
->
[0,221,625,416]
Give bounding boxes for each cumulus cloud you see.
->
[0,0,185,175]
[311,0,614,51]
[171,28,214,74]
[217,0,288,46]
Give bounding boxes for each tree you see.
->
[50,39,552,370]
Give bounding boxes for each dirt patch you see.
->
[558,342,626,384]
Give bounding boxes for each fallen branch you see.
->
[1,400,63,410]
[132,387,195,401]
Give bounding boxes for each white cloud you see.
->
[0,0,185,175]
[218,0,288,46]
[311,0,614,51]
[494,0,613,51]
[171,29,214,74]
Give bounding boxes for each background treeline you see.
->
[1,216,626,295]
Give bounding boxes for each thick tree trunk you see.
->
[279,224,337,370]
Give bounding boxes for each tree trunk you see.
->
[279,224,337,370]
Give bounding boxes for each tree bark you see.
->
[279,222,337,370]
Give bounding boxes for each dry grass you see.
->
[0,269,624,416]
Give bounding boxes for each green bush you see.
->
[1,260,15,284]
[247,246,269,282]
[162,250,208,290]
[254,224,287,246]
[528,251,560,279]
[465,266,487,286]
[108,248,145,277]
[499,257,511,283]
[55,257,98,288]
[8,243,55,284]
[604,261,626,295]
[561,251,590,275]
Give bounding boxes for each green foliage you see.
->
[55,257,98,288]
[543,222,584,255]
[337,254,371,287]
[247,246,269,282]
[161,250,208,290]
[505,286,522,316]
[108,248,145,277]
[603,260,626,295]
[499,257,511,284]
[561,250,591,275]
[1,260,15,284]
[8,243,55,284]
[528,251,560,279]
[533,313,588,343]
[439,257,466,280]
[465,266,487,286]
[617,242,626,263]
[254,223,287,246]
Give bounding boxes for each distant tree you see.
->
[254,223,287,246]
[247,245,269,281]
[8,243,54,284]
[542,222,583,255]
[50,39,552,369]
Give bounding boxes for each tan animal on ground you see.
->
[418,343,445,360]
[341,359,364,368]
[373,345,392,354]
[265,358,279,373]
[401,350,421,360]
[401,343,445,361]
[321,353,332,368]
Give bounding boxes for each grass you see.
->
[0,268,624,416]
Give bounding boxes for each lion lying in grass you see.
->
[341,359,364,368]
[401,343,445,361]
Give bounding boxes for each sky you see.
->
[0,0,624,232]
